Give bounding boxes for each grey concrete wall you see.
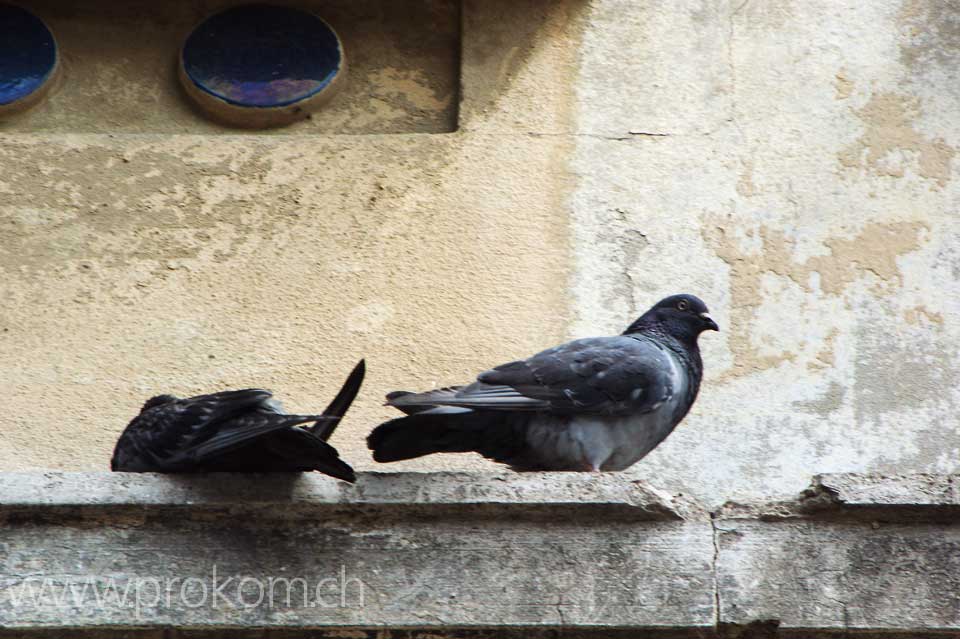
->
[1,472,959,636]
[569,0,960,507]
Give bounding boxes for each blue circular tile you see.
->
[182,4,343,110]
[0,4,57,106]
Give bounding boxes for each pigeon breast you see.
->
[520,344,690,471]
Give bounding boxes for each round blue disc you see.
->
[0,4,57,106]
[182,4,343,109]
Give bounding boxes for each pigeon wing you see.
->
[114,389,327,471]
[112,389,273,471]
[175,410,325,462]
[387,336,678,417]
[477,336,679,415]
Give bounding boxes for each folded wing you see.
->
[386,335,677,417]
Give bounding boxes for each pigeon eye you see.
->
[676,300,689,311]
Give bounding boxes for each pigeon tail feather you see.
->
[199,428,356,482]
[367,408,529,464]
[310,359,366,440]
[367,408,490,462]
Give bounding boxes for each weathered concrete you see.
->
[713,473,960,522]
[2,0,959,519]
[1,0,460,134]
[715,474,960,633]
[1,472,959,635]
[570,0,960,508]
[0,471,692,521]
[716,518,960,632]
[806,472,960,512]
[0,472,715,632]
[0,1,583,474]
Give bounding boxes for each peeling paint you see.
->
[736,159,757,197]
[703,219,928,379]
[834,70,854,100]
[905,305,944,326]
[569,0,960,510]
[810,328,840,371]
[0,0,460,135]
[0,1,582,472]
[839,92,955,187]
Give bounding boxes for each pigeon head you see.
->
[624,294,719,343]
[140,394,178,413]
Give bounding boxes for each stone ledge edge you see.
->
[0,471,697,522]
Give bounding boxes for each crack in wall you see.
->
[554,593,567,626]
[711,514,723,630]
[725,0,744,137]
[523,131,676,140]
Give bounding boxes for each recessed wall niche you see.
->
[0,0,459,134]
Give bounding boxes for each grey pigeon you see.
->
[111,360,365,482]
[367,295,717,471]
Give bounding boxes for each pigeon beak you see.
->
[700,312,719,331]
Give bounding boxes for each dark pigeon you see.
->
[368,295,717,471]
[111,360,365,482]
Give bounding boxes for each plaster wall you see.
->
[3,0,959,510]
[2,0,460,134]
[570,0,960,506]
[0,0,580,471]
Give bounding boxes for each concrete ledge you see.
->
[716,474,960,634]
[0,473,958,635]
[0,472,692,522]
[716,517,960,633]
[0,472,714,632]
[717,473,960,522]
[807,473,960,510]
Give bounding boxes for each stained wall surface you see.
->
[570,0,960,506]
[2,0,461,134]
[2,0,959,508]
[0,0,580,472]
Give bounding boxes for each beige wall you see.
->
[3,0,460,134]
[3,0,959,507]
[0,0,581,471]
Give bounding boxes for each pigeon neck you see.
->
[626,323,704,380]
[638,326,705,421]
